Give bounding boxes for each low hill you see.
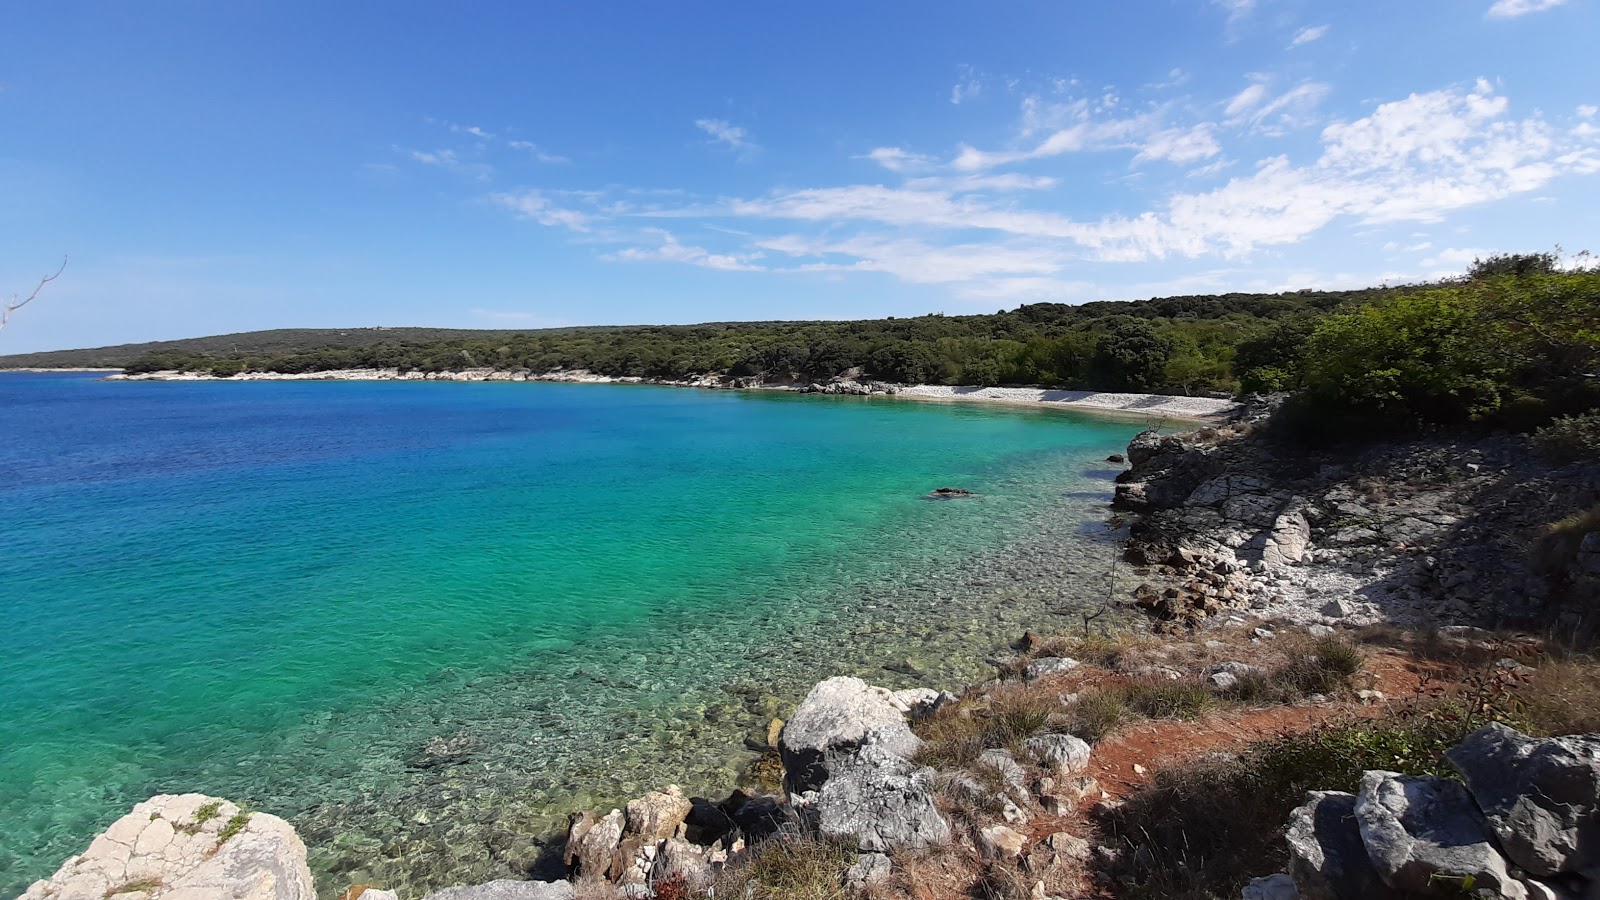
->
[0,325,640,369]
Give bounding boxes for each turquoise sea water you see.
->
[0,373,1141,896]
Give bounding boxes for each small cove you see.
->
[0,374,1143,897]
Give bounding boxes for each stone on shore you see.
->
[565,809,626,880]
[625,786,693,841]
[20,793,313,900]
[779,676,922,795]
[809,738,951,852]
[1445,722,1600,878]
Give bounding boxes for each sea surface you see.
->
[0,372,1143,897]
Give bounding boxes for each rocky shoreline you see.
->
[1110,401,1600,634]
[100,367,1239,421]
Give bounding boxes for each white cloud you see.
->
[489,189,592,231]
[1225,82,1270,118]
[951,110,1157,171]
[695,118,757,154]
[712,79,1596,266]
[1486,0,1568,17]
[507,140,569,164]
[1136,124,1222,164]
[607,230,765,271]
[1213,0,1256,21]
[484,78,1598,300]
[404,148,494,181]
[1288,25,1329,47]
[1225,80,1331,133]
[1579,105,1599,118]
[862,147,935,173]
[950,65,983,105]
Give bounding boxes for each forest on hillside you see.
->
[104,287,1387,395]
[11,253,1597,440]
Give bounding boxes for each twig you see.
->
[1,256,67,333]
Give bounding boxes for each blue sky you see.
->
[2,0,1597,353]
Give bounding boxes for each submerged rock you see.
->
[422,881,575,900]
[20,793,314,900]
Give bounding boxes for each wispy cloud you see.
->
[1486,0,1568,17]
[484,77,1597,302]
[1136,124,1222,165]
[695,118,758,156]
[402,147,494,182]
[489,189,593,231]
[950,65,983,105]
[1288,24,1329,47]
[1224,78,1331,134]
[507,140,569,164]
[606,229,765,271]
[861,146,936,173]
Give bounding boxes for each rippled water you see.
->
[0,373,1142,896]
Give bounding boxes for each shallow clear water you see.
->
[0,373,1141,896]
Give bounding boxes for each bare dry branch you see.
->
[1,256,67,333]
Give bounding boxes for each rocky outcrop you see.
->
[778,676,923,795]
[20,794,314,900]
[1445,723,1600,879]
[1273,726,1600,900]
[1115,417,1600,631]
[806,738,952,852]
[1355,771,1525,897]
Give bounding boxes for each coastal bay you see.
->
[0,372,1143,897]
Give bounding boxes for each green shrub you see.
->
[1101,713,1472,900]
[1534,412,1600,463]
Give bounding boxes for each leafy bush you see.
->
[1534,412,1600,463]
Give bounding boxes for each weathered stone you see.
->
[1242,872,1300,900]
[1355,771,1525,898]
[1043,831,1091,863]
[1445,722,1600,878]
[809,738,951,852]
[843,852,893,889]
[649,839,712,889]
[1262,508,1311,570]
[779,677,921,795]
[565,809,625,879]
[423,881,575,900]
[1023,733,1092,776]
[625,786,693,841]
[977,748,1030,801]
[1285,791,1400,900]
[1024,657,1081,680]
[978,825,1027,860]
[20,793,313,900]
[1209,671,1239,690]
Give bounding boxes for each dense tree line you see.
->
[114,258,1600,441]
[120,288,1387,396]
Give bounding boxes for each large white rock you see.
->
[20,793,314,900]
[807,737,951,852]
[779,677,922,795]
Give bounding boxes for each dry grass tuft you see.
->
[709,835,855,900]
